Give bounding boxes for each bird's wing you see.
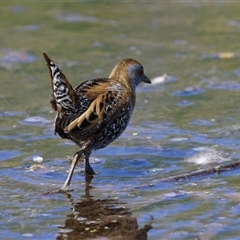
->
[64,83,124,133]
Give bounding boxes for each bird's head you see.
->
[109,58,151,90]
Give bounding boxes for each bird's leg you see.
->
[84,151,95,188]
[60,148,84,192]
[84,151,95,175]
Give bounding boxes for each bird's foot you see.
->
[85,173,94,182]
[59,182,75,192]
[85,173,94,192]
[43,186,73,195]
[85,164,96,175]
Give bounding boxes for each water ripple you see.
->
[173,87,205,97]
[19,116,52,125]
[0,150,23,161]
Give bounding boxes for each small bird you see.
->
[43,52,151,192]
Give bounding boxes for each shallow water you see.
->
[1,2,240,240]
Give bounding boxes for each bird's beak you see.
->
[142,75,151,84]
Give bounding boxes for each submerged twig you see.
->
[161,160,240,182]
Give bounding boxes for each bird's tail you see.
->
[43,52,78,115]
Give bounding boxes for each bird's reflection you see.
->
[56,177,152,240]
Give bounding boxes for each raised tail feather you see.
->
[43,52,78,115]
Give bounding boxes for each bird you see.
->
[43,52,151,192]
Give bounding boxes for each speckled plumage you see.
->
[43,52,151,191]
